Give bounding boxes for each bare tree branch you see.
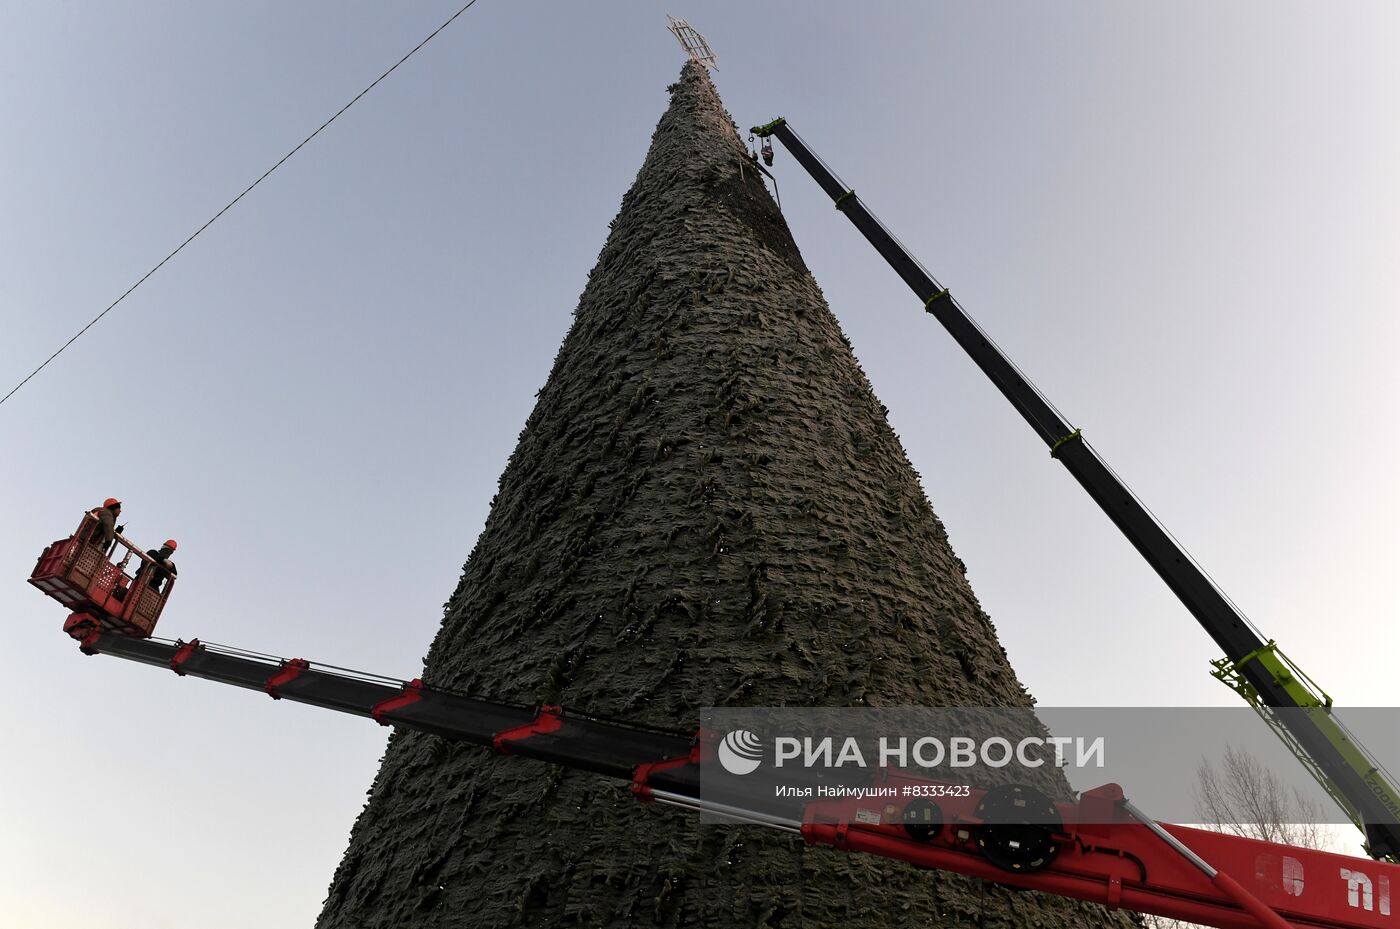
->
[1142,744,1331,929]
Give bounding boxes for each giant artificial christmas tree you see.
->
[317,61,1137,929]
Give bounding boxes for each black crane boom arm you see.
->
[751,117,1400,860]
[96,633,701,794]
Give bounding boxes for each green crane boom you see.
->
[752,116,1400,861]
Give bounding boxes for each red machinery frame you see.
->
[797,773,1396,929]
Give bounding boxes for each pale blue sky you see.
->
[4,2,1399,925]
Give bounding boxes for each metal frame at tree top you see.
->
[666,16,717,70]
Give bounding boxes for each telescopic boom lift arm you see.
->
[68,629,1400,929]
[750,116,1400,861]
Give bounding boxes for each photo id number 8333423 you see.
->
[901,784,971,798]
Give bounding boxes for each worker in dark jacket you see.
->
[87,498,123,552]
[144,540,178,592]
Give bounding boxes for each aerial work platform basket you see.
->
[30,514,174,637]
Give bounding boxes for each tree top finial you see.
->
[666,15,717,70]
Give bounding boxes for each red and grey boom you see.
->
[67,628,1400,929]
[89,631,702,796]
[749,116,1400,862]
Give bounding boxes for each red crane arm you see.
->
[803,779,1394,929]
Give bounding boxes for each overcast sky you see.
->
[3,2,1398,926]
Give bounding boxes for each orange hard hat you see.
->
[163,539,178,551]
[103,497,121,508]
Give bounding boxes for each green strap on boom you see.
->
[834,189,856,211]
[1049,428,1082,458]
[924,288,950,311]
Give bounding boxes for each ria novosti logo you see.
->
[718,729,764,775]
[714,729,1106,775]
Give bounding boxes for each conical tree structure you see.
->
[317,62,1137,929]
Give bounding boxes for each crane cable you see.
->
[0,0,484,411]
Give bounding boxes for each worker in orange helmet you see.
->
[87,497,124,553]
[144,539,178,592]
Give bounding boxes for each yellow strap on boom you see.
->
[1049,428,1083,458]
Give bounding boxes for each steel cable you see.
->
[0,0,485,410]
